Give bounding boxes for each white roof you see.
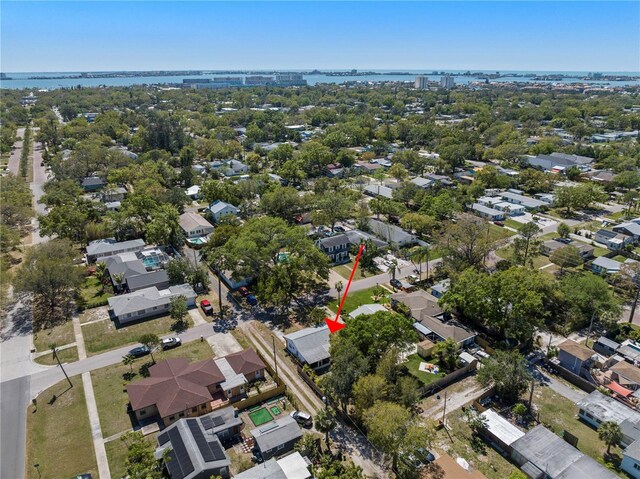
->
[277,452,312,479]
[350,304,386,318]
[481,409,525,446]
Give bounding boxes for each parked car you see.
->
[247,294,258,306]
[239,286,250,297]
[200,299,213,315]
[493,221,505,227]
[407,274,419,284]
[161,337,182,350]
[290,410,313,427]
[401,448,435,469]
[128,346,150,358]
[74,475,93,479]
[390,278,402,289]
[333,225,346,233]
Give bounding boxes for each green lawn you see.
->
[26,376,98,479]
[404,353,446,385]
[78,275,113,309]
[105,431,157,479]
[91,340,215,438]
[612,255,627,262]
[34,346,79,366]
[248,407,273,426]
[333,262,368,281]
[488,223,516,241]
[532,385,622,464]
[82,314,194,356]
[434,408,518,479]
[327,286,390,315]
[33,320,76,352]
[593,246,609,257]
[495,246,552,269]
[505,219,523,230]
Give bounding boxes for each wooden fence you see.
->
[234,384,287,411]
[419,361,478,397]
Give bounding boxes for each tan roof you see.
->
[390,290,444,319]
[127,349,265,418]
[179,212,213,232]
[558,339,593,361]
[428,454,487,479]
[611,361,640,385]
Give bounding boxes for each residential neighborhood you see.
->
[1,4,640,479]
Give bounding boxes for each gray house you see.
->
[108,283,196,324]
[207,200,239,223]
[315,234,350,265]
[156,413,236,479]
[284,326,331,371]
[557,339,594,376]
[86,238,145,263]
[367,218,419,248]
[251,416,303,461]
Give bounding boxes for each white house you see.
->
[179,212,214,239]
[470,203,504,221]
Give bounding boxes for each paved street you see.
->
[6,127,25,175]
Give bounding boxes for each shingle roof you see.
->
[107,284,196,317]
[127,350,265,418]
[209,200,238,215]
[611,361,640,385]
[350,304,387,318]
[179,212,214,233]
[558,339,593,362]
[317,234,350,249]
[126,270,169,291]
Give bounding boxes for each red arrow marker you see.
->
[325,243,365,333]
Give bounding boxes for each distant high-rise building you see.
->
[245,75,275,86]
[440,75,455,89]
[274,73,307,86]
[414,75,429,89]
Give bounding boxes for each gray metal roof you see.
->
[284,326,330,365]
[471,203,503,217]
[623,439,640,462]
[364,184,394,199]
[343,229,388,249]
[511,425,583,478]
[234,459,286,479]
[251,416,302,454]
[596,336,621,350]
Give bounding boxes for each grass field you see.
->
[495,246,552,269]
[488,223,517,241]
[33,320,75,352]
[434,408,518,479]
[404,354,446,385]
[26,376,98,479]
[91,340,214,438]
[326,286,390,315]
[105,431,158,479]
[532,385,622,464]
[248,407,273,426]
[34,346,79,366]
[333,262,368,281]
[82,314,193,356]
[78,276,113,309]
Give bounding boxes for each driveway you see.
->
[207,331,243,356]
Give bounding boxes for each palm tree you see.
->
[411,245,431,282]
[112,273,124,292]
[95,261,108,293]
[138,334,160,364]
[433,338,459,372]
[335,281,344,307]
[598,421,622,455]
[388,259,400,283]
[315,407,337,452]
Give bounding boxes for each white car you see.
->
[161,337,182,350]
[290,410,313,427]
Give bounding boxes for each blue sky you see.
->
[1,1,638,73]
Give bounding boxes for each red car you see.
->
[239,286,250,297]
[200,299,213,315]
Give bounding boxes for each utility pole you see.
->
[441,391,448,424]
[528,377,535,413]
[586,309,597,347]
[53,348,73,389]
[272,336,278,380]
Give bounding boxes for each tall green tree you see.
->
[598,421,622,455]
[477,350,532,402]
[512,221,541,266]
